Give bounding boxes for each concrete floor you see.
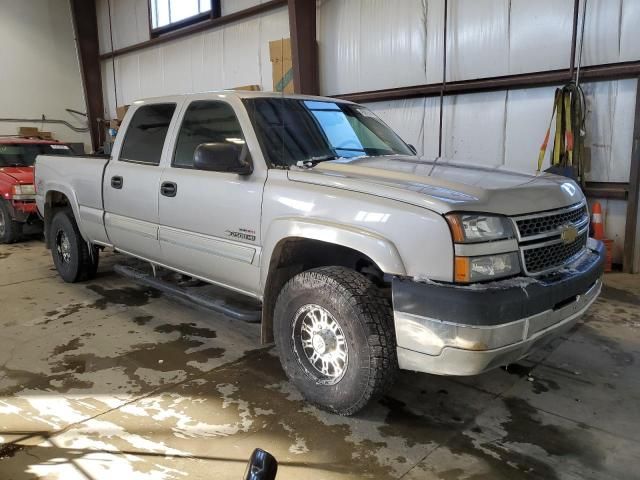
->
[0,240,639,480]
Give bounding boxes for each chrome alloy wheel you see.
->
[292,304,348,385]
[56,230,72,263]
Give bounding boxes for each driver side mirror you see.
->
[193,142,253,175]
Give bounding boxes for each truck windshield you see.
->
[0,143,74,167]
[243,98,413,168]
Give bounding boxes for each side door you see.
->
[103,102,178,262]
[158,98,266,297]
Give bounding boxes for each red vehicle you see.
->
[0,137,75,243]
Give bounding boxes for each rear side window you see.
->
[120,103,176,165]
[173,101,245,169]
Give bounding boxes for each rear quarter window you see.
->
[119,103,176,165]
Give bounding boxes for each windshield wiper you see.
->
[295,155,340,169]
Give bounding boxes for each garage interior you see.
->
[0,0,639,479]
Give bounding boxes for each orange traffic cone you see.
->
[591,202,605,240]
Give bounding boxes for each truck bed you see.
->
[35,154,110,244]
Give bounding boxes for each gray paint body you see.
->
[35,91,593,376]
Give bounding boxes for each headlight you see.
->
[455,252,521,282]
[446,213,515,243]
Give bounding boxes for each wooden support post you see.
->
[287,0,318,95]
[70,0,104,151]
[623,77,640,273]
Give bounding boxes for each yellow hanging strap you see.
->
[564,92,574,166]
[537,88,562,171]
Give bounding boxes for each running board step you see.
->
[113,264,262,323]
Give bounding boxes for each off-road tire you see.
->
[274,266,398,415]
[0,200,22,244]
[50,209,99,283]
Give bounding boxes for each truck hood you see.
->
[287,156,584,216]
[0,166,35,184]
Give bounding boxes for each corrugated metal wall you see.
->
[318,0,639,264]
[97,0,639,266]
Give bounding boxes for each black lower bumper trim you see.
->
[392,240,605,327]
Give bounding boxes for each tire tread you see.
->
[275,266,397,415]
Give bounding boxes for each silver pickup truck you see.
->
[35,91,604,415]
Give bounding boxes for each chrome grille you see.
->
[515,203,588,239]
[522,231,588,274]
[511,202,589,276]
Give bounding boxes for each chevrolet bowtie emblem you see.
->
[560,224,578,244]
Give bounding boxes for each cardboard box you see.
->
[18,126,40,137]
[18,127,54,139]
[269,38,294,94]
[116,105,129,121]
[232,85,261,91]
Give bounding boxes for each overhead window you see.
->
[149,0,217,35]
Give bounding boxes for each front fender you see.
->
[260,217,406,289]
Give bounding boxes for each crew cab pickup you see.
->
[35,91,604,415]
[0,137,74,243]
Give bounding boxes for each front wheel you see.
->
[274,266,398,415]
[50,209,99,283]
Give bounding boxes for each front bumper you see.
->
[392,238,605,376]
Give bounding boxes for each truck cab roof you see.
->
[129,90,355,106]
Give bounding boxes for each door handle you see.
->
[160,181,177,197]
[111,176,123,189]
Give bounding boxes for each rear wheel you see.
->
[274,266,397,415]
[0,201,22,244]
[50,209,99,282]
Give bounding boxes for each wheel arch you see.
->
[259,218,405,344]
[43,189,82,247]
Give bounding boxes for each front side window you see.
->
[150,0,214,35]
[243,98,412,168]
[0,143,74,167]
[173,100,245,169]
[120,103,176,165]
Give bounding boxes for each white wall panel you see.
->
[425,0,445,84]
[198,30,225,92]
[221,0,262,15]
[358,0,429,92]
[580,0,622,66]
[162,38,195,95]
[509,0,573,74]
[97,0,149,53]
[620,0,640,62]
[0,0,90,147]
[222,17,262,88]
[138,47,164,98]
[582,79,636,182]
[447,0,509,81]
[101,6,289,118]
[441,91,507,164]
[318,0,362,95]
[319,0,432,95]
